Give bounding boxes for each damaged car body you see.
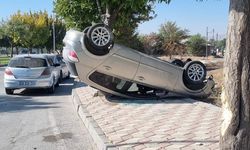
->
[63,23,215,99]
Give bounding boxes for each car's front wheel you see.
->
[66,71,70,79]
[84,23,114,56]
[48,78,55,94]
[184,61,206,85]
[5,88,14,95]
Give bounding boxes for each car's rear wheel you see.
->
[5,88,14,95]
[48,78,55,94]
[184,61,206,85]
[59,71,63,83]
[84,23,114,56]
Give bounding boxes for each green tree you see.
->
[140,33,163,55]
[159,21,189,58]
[0,17,24,57]
[10,11,50,53]
[0,24,10,48]
[186,34,206,56]
[54,0,171,47]
[45,16,66,53]
[215,38,226,51]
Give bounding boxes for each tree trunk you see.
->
[29,48,32,54]
[220,0,250,149]
[16,47,19,55]
[10,44,13,58]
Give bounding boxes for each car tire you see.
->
[85,23,114,56]
[59,71,63,83]
[5,88,14,95]
[184,61,206,85]
[66,71,70,79]
[170,59,185,67]
[48,79,55,94]
[83,26,90,34]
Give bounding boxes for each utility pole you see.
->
[52,1,56,54]
[212,29,215,49]
[52,17,56,53]
[212,29,215,41]
[206,27,208,59]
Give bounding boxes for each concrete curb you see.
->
[72,81,115,150]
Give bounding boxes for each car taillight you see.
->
[41,68,51,76]
[5,68,13,76]
[68,51,79,63]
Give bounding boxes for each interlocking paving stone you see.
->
[75,84,222,149]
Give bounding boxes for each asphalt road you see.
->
[0,67,95,150]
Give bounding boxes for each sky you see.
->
[0,0,229,39]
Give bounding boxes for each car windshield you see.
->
[8,57,48,68]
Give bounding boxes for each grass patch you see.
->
[0,56,11,65]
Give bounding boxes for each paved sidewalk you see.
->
[72,81,221,150]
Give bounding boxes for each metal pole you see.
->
[52,0,56,54]
[52,20,56,53]
[206,27,208,59]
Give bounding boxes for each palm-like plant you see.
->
[159,21,189,58]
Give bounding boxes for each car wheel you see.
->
[170,59,185,67]
[5,88,14,95]
[85,23,114,56]
[59,71,63,83]
[83,26,90,34]
[66,71,70,79]
[184,61,206,85]
[48,79,55,94]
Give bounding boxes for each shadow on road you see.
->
[0,95,59,113]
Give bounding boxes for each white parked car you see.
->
[45,54,70,82]
[63,24,215,98]
[4,54,60,94]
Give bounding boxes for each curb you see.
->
[72,80,114,150]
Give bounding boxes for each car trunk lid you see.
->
[11,67,47,79]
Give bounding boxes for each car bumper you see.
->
[4,78,54,89]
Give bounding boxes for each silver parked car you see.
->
[4,54,60,94]
[63,24,215,98]
[46,54,70,82]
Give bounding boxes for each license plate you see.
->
[19,81,35,86]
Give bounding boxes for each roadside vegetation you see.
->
[0,56,10,65]
[0,11,66,56]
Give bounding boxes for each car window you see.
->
[47,58,54,66]
[56,56,63,63]
[89,71,157,97]
[8,57,48,68]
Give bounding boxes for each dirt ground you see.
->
[159,55,224,107]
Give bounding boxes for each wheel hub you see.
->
[91,27,110,46]
[187,64,205,81]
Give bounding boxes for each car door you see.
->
[134,55,179,91]
[96,48,140,80]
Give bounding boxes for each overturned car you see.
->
[63,24,215,99]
